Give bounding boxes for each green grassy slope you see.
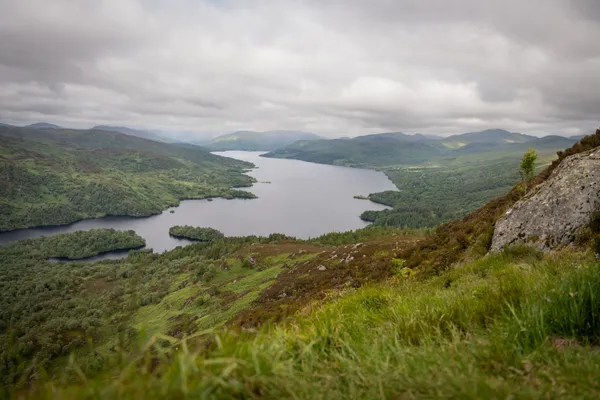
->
[0,126,256,231]
[0,226,421,392]
[0,231,319,387]
[38,249,600,399]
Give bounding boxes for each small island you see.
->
[4,228,146,260]
[169,225,225,242]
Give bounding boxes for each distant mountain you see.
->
[414,133,443,140]
[204,130,322,151]
[353,132,440,142]
[263,135,448,167]
[528,135,580,149]
[26,122,62,129]
[0,122,12,127]
[440,129,537,148]
[264,129,578,167]
[92,125,169,143]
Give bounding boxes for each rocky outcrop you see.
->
[491,147,600,252]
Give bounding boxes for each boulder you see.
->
[491,147,600,252]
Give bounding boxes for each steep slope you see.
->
[0,126,255,231]
[491,146,600,251]
[400,129,600,275]
[0,226,420,391]
[205,130,322,151]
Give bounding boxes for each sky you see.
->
[0,0,599,138]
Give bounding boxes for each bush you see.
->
[202,266,216,282]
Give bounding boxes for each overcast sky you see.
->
[0,0,598,138]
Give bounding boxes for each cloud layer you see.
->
[1,0,598,137]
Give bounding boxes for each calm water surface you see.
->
[0,152,397,259]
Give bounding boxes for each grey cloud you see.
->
[0,0,598,137]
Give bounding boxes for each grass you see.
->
[127,252,297,343]
[27,246,600,399]
[224,266,283,294]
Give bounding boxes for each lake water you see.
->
[0,151,397,259]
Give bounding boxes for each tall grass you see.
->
[25,248,600,399]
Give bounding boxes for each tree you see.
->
[520,148,537,182]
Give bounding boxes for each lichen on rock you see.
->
[491,147,600,252]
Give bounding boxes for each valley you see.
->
[0,150,396,257]
[0,127,599,399]
[4,2,600,398]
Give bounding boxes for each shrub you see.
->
[201,266,216,283]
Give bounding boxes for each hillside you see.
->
[2,131,599,399]
[263,129,572,167]
[0,126,255,231]
[265,129,578,228]
[439,128,537,148]
[24,122,62,129]
[92,125,170,143]
[204,130,322,151]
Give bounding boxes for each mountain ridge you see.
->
[263,128,578,167]
[204,130,322,151]
[92,125,171,143]
[25,122,62,129]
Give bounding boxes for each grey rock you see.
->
[491,148,600,252]
[317,265,327,271]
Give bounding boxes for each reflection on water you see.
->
[0,151,397,260]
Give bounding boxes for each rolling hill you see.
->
[0,125,255,231]
[204,130,322,151]
[439,129,537,148]
[92,125,170,143]
[264,129,577,167]
[24,122,62,129]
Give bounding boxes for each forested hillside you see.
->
[169,225,226,241]
[0,126,255,231]
[0,225,419,391]
[1,228,145,260]
[265,129,578,228]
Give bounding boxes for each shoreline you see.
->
[0,191,257,235]
[48,244,147,262]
